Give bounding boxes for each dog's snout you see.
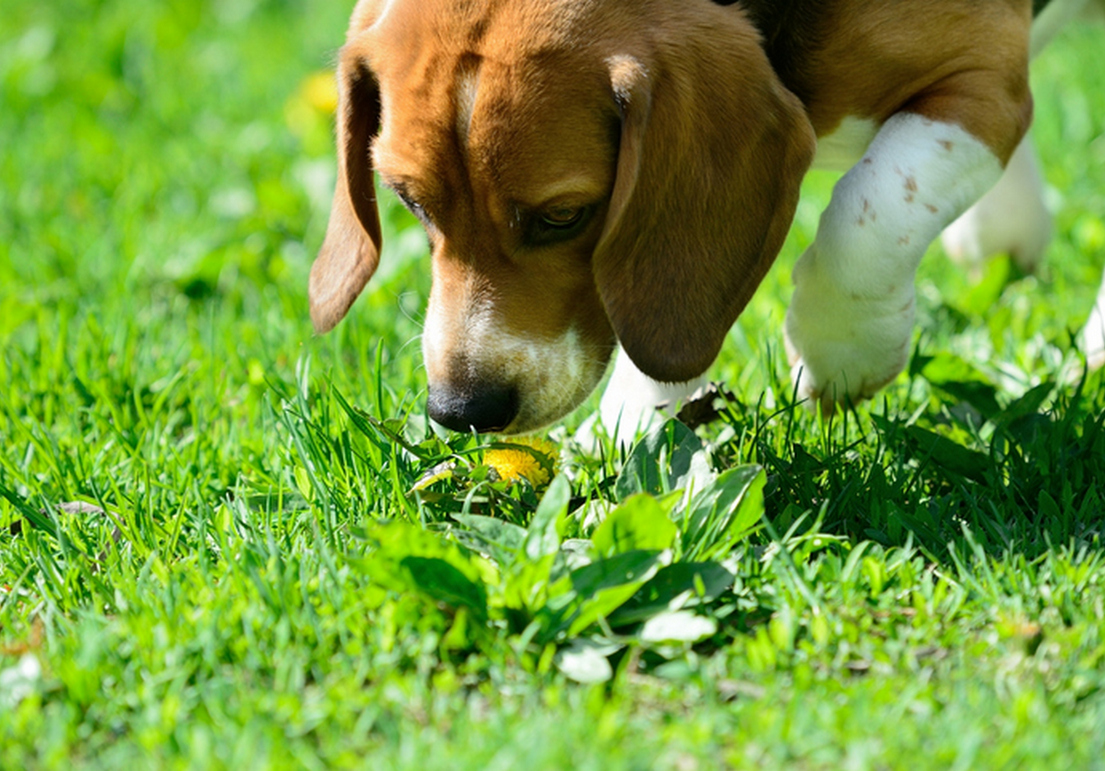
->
[427,383,520,433]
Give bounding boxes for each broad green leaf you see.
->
[608,562,735,627]
[904,425,991,482]
[499,555,559,615]
[616,420,707,500]
[562,550,665,636]
[997,382,1055,444]
[452,514,526,566]
[569,549,665,600]
[355,521,494,600]
[680,465,765,561]
[525,474,570,560]
[920,354,1001,420]
[568,582,653,637]
[673,447,715,495]
[400,556,488,623]
[592,494,678,557]
[999,382,1053,424]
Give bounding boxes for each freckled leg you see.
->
[577,347,708,449]
[784,112,1005,410]
[941,135,1052,274]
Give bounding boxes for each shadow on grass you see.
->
[718,364,1105,564]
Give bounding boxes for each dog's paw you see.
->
[785,342,908,412]
[784,255,915,411]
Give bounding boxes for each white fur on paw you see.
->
[784,257,915,410]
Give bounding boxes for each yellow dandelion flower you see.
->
[484,436,559,487]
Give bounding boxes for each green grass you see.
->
[2,1,1105,768]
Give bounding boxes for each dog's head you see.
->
[310,0,815,433]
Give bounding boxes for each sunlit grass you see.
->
[2,2,1105,768]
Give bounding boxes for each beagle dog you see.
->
[310,0,1101,438]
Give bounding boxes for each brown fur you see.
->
[742,0,1033,159]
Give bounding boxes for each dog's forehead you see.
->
[365,0,600,51]
[366,0,608,106]
[367,1,617,202]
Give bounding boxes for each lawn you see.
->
[2,1,1105,769]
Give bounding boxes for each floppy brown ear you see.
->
[308,43,383,334]
[594,10,816,383]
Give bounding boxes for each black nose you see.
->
[427,383,520,433]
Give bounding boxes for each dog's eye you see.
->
[397,191,427,220]
[387,185,433,227]
[540,207,585,229]
[526,205,593,246]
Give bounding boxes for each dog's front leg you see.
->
[784,112,1006,410]
[577,348,708,449]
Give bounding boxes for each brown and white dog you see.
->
[309,0,1102,439]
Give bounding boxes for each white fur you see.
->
[812,116,879,172]
[588,349,708,448]
[455,69,480,149]
[785,113,1004,408]
[941,136,1052,273]
[1081,277,1105,370]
